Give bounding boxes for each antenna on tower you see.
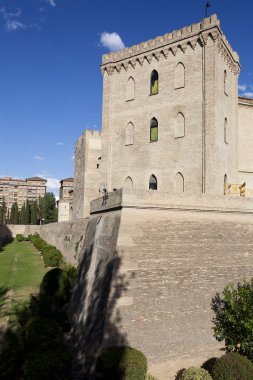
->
[205,2,211,17]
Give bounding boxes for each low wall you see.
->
[40,219,89,264]
[0,220,89,265]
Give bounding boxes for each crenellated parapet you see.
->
[101,14,240,76]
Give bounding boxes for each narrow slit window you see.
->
[224,70,228,95]
[150,118,158,142]
[150,70,158,95]
[224,118,228,144]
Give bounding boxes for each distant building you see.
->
[0,176,47,214]
[58,177,74,222]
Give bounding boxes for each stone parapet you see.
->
[101,14,239,75]
[90,189,253,215]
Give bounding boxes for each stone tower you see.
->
[100,15,240,196]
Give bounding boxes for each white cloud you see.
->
[6,20,25,31]
[238,84,247,91]
[57,142,63,146]
[100,32,125,52]
[33,155,45,160]
[46,177,60,189]
[0,6,25,31]
[46,0,56,6]
[71,155,75,160]
[36,173,60,196]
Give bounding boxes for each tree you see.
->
[0,199,7,224]
[30,201,38,225]
[20,204,26,225]
[211,279,253,361]
[13,202,19,224]
[10,203,15,224]
[24,200,30,225]
[39,193,57,224]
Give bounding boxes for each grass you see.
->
[0,240,48,304]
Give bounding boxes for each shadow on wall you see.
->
[69,213,128,380]
[0,225,13,251]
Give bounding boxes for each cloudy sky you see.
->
[0,0,252,195]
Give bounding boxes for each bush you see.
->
[40,268,70,302]
[16,234,24,242]
[25,317,61,352]
[22,346,72,380]
[60,264,77,288]
[211,352,253,380]
[211,279,253,360]
[41,244,56,254]
[96,346,148,380]
[43,248,63,267]
[181,367,213,380]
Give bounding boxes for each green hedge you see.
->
[211,352,253,380]
[29,234,63,268]
[181,367,213,380]
[96,346,148,380]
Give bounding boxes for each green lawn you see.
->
[0,240,48,303]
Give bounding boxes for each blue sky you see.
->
[0,0,252,196]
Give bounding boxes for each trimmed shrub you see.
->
[211,352,253,380]
[43,248,63,267]
[60,264,77,288]
[96,346,148,380]
[22,346,72,380]
[25,317,61,352]
[40,268,70,302]
[211,279,253,360]
[181,367,213,380]
[16,234,25,242]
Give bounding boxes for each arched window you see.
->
[150,70,158,95]
[124,176,133,190]
[149,174,157,190]
[175,113,185,138]
[224,118,228,144]
[150,118,158,142]
[175,172,184,193]
[125,122,134,146]
[175,62,185,89]
[126,77,135,101]
[224,70,227,95]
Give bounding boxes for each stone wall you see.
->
[100,14,240,196]
[238,97,253,188]
[67,190,253,379]
[0,220,89,265]
[72,130,102,219]
[102,206,253,379]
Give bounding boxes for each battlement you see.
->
[75,129,102,148]
[238,96,253,107]
[101,14,239,68]
[82,129,102,138]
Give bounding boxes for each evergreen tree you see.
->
[6,209,10,224]
[39,193,57,224]
[0,206,3,224]
[24,200,30,225]
[0,199,7,224]
[10,203,15,224]
[20,204,26,224]
[13,202,19,224]
[30,201,38,225]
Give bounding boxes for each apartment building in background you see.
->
[0,176,47,213]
